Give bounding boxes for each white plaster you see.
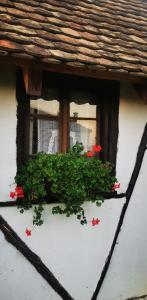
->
[0,198,124,300]
[98,152,147,300]
[98,83,147,300]
[0,67,17,201]
[0,231,62,300]
[116,82,147,192]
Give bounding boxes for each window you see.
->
[29,89,99,155]
[17,71,119,169]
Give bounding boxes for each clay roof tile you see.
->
[0,0,146,79]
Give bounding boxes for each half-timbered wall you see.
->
[0,68,147,300]
[99,152,147,300]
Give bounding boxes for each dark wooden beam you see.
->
[126,122,147,199]
[16,69,30,170]
[134,84,147,104]
[126,294,147,300]
[143,86,147,105]
[0,193,126,207]
[22,67,43,97]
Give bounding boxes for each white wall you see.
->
[0,199,124,300]
[98,82,147,300]
[116,82,147,191]
[0,68,17,201]
[0,231,62,300]
[99,152,147,300]
[0,80,147,300]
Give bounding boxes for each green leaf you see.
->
[15,143,118,226]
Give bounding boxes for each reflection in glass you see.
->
[70,93,97,150]
[70,102,96,118]
[30,99,59,116]
[70,90,96,118]
[69,120,96,151]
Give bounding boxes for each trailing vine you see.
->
[13,143,118,226]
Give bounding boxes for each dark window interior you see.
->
[16,70,120,171]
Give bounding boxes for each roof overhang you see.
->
[0,56,147,85]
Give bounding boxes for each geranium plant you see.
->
[13,143,118,226]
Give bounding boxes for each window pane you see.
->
[30,98,59,116]
[29,119,59,154]
[70,102,96,118]
[70,91,96,118]
[69,120,96,151]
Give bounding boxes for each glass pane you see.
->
[29,119,59,154]
[70,91,96,118]
[70,102,96,118]
[69,120,96,151]
[30,98,59,116]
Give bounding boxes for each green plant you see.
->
[15,143,117,226]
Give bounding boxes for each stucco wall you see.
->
[116,82,147,190]
[99,151,147,300]
[0,68,17,202]
[97,82,147,300]
[0,230,62,300]
[0,78,147,300]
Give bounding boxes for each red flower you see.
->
[86,151,94,157]
[92,218,100,226]
[112,182,120,190]
[92,145,102,153]
[15,187,24,198]
[92,218,96,226]
[10,192,16,199]
[95,218,100,225]
[15,187,23,192]
[25,228,32,236]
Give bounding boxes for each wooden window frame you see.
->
[16,69,120,171]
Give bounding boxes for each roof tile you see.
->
[57,34,79,45]
[23,45,51,57]
[19,19,42,30]
[54,42,78,54]
[61,27,81,38]
[0,39,23,52]
[78,47,100,57]
[11,52,34,60]
[6,7,27,17]
[0,0,147,79]
[129,34,146,44]
[50,49,77,61]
